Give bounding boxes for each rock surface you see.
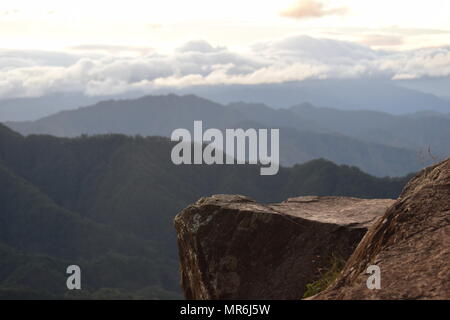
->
[314,158,450,300]
[174,195,393,299]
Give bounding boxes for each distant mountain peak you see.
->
[226,101,271,110]
[291,102,317,110]
[133,93,223,106]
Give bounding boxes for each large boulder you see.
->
[174,194,393,299]
[314,158,450,300]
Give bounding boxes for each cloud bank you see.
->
[1,36,450,98]
[280,0,348,20]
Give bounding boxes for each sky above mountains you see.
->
[1,0,449,99]
[2,0,450,50]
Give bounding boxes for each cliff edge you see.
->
[174,195,392,299]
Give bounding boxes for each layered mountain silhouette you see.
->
[0,124,412,299]
[6,94,449,177]
[171,80,450,113]
[3,80,449,122]
[289,102,450,156]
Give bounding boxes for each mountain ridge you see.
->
[5,94,444,177]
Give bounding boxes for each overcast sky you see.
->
[1,0,450,98]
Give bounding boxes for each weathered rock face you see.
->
[314,158,450,300]
[174,194,393,299]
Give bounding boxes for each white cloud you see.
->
[175,40,225,53]
[360,34,404,47]
[280,0,348,20]
[0,35,450,98]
